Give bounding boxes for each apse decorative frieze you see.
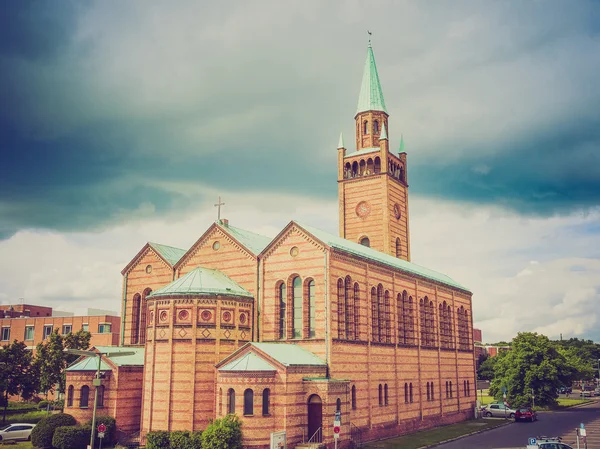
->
[175,308,192,325]
[198,308,216,325]
[221,308,235,326]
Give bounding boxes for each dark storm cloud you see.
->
[1,0,600,239]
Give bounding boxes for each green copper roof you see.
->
[250,342,326,367]
[399,134,405,153]
[219,351,277,372]
[295,222,470,292]
[338,132,345,149]
[148,266,253,298]
[356,44,387,115]
[66,357,112,372]
[148,242,187,266]
[65,347,144,371]
[379,122,388,140]
[217,222,272,256]
[344,147,380,158]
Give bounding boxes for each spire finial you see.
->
[367,30,372,47]
[379,123,388,140]
[338,132,345,149]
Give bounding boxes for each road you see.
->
[438,399,600,448]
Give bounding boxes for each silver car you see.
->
[0,423,36,442]
[481,403,516,418]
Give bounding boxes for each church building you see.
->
[65,43,475,449]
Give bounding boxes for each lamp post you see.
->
[65,349,135,449]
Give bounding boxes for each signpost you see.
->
[333,411,341,449]
[97,423,106,449]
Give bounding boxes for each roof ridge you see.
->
[148,241,187,251]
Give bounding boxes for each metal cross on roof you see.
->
[214,196,225,221]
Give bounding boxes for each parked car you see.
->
[481,402,517,418]
[0,423,36,442]
[579,390,594,397]
[515,407,537,422]
[558,386,572,394]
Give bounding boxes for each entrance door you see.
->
[307,394,322,443]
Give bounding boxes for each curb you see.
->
[416,420,513,449]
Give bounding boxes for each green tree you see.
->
[477,354,498,381]
[34,329,91,396]
[0,340,38,423]
[201,414,242,449]
[490,332,587,408]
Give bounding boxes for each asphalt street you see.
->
[438,399,600,449]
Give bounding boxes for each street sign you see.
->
[97,423,106,433]
[333,416,341,440]
[98,432,105,439]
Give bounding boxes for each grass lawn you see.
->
[0,442,33,448]
[363,419,507,449]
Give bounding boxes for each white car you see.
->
[0,423,36,442]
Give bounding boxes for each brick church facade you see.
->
[65,44,475,448]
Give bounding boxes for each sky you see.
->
[1,0,599,344]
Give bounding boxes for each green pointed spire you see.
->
[338,132,345,148]
[399,134,405,153]
[356,44,388,115]
[379,122,387,140]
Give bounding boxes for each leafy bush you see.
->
[146,430,171,449]
[201,415,242,449]
[170,430,203,449]
[52,426,91,449]
[31,413,77,448]
[38,400,50,410]
[88,415,116,445]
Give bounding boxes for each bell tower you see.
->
[337,43,411,261]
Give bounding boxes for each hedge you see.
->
[52,426,91,449]
[31,413,77,448]
[170,430,203,449]
[201,415,242,449]
[146,430,170,449]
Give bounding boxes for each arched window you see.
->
[397,292,405,345]
[396,238,401,258]
[336,398,341,412]
[409,383,413,403]
[219,388,223,416]
[431,383,434,401]
[139,288,152,344]
[292,276,302,338]
[384,290,391,343]
[67,385,74,407]
[353,283,360,340]
[278,283,286,339]
[97,385,105,407]
[345,276,353,340]
[374,157,381,173]
[404,383,408,404]
[360,236,370,247]
[337,279,345,339]
[445,381,449,398]
[367,158,374,174]
[262,388,270,415]
[426,382,430,401]
[378,384,383,406]
[371,287,378,342]
[359,159,366,176]
[384,384,388,405]
[406,296,415,345]
[363,121,369,135]
[228,388,235,414]
[467,380,470,397]
[130,293,141,344]
[80,385,89,408]
[344,162,352,178]
[244,389,253,415]
[449,381,453,398]
[308,280,316,338]
[377,285,384,343]
[400,166,405,182]
[352,161,358,177]
[351,385,356,409]
[374,120,379,134]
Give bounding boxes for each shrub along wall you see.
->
[145,415,242,449]
[31,413,77,448]
[52,426,91,449]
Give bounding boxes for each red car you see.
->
[515,407,537,422]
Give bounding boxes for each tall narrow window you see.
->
[374,120,379,134]
[97,385,105,407]
[420,299,426,346]
[278,283,286,339]
[406,296,415,345]
[426,382,430,401]
[308,280,316,338]
[363,121,369,135]
[345,276,353,340]
[384,290,391,343]
[140,288,152,344]
[131,293,141,344]
[351,386,356,409]
[292,276,302,338]
[404,383,408,403]
[409,383,413,403]
[396,238,401,258]
[449,381,453,398]
[467,380,470,397]
[445,381,449,398]
[431,383,434,401]
[384,384,389,405]
[228,389,235,414]
[337,279,345,339]
[378,384,383,406]
[219,388,223,416]
[80,385,89,408]
[371,287,378,342]
[377,285,384,342]
[354,283,360,340]
[336,398,342,413]
[67,385,74,407]
[262,389,270,415]
[244,389,254,415]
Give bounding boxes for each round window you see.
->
[212,241,221,250]
[290,246,299,257]
[146,265,152,274]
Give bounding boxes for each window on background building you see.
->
[278,283,286,339]
[1,327,10,341]
[82,323,89,332]
[139,288,152,344]
[228,389,235,414]
[243,389,253,415]
[308,280,316,338]
[99,323,111,334]
[24,326,34,340]
[292,276,302,339]
[62,325,72,334]
[262,389,270,416]
[97,385,105,407]
[351,386,356,410]
[378,384,383,406]
[67,385,74,407]
[43,325,53,339]
[80,385,89,408]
